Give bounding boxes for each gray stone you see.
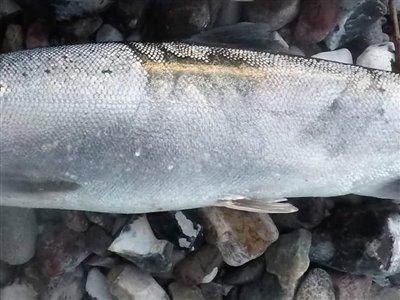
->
[1,24,24,52]
[312,49,353,64]
[200,283,224,300]
[26,20,49,49]
[265,229,312,298]
[86,225,113,257]
[168,282,204,300]
[60,16,103,40]
[239,272,285,300]
[86,268,115,300]
[222,257,265,285]
[62,210,89,232]
[362,18,390,46]
[53,0,114,21]
[214,0,241,27]
[356,42,395,71]
[295,268,335,300]
[0,261,14,286]
[0,280,38,300]
[108,264,170,300]
[116,0,150,30]
[152,250,186,280]
[369,283,400,300]
[0,207,37,265]
[331,273,371,300]
[86,211,115,232]
[202,207,278,266]
[85,255,120,269]
[96,24,124,42]
[0,0,21,20]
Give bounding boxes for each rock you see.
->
[53,0,114,21]
[147,210,203,251]
[59,16,103,41]
[0,207,37,265]
[265,229,312,298]
[245,0,300,31]
[152,250,187,280]
[271,198,329,232]
[331,273,371,300]
[0,280,38,300]
[62,210,89,233]
[294,268,335,300]
[116,0,150,30]
[85,255,120,269]
[86,225,113,257]
[214,0,241,27]
[173,244,223,286]
[325,0,387,50]
[200,283,224,300]
[25,20,49,49]
[225,287,239,300]
[86,268,115,300]
[222,257,265,285]
[96,24,124,42]
[239,272,285,300]
[362,18,390,46]
[0,0,21,20]
[312,49,353,64]
[202,207,278,266]
[35,224,90,277]
[369,283,400,300]
[356,42,395,71]
[168,282,204,300]
[310,203,400,279]
[0,261,14,286]
[36,209,63,223]
[1,24,24,52]
[108,264,170,300]
[294,0,339,45]
[126,30,142,42]
[389,272,400,287]
[85,211,115,232]
[108,215,174,273]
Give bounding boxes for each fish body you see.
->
[0,42,399,213]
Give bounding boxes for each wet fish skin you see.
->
[0,42,399,213]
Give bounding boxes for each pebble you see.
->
[362,18,390,46]
[294,268,335,300]
[35,224,90,277]
[108,264,170,300]
[85,255,120,269]
[53,0,114,21]
[200,283,224,300]
[86,211,115,232]
[59,16,103,40]
[86,225,113,257]
[239,271,285,300]
[325,0,387,50]
[222,257,265,286]
[312,49,353,64]
[152,249,187,280]
[2,24,24,52]
[202,207,278,266]
[168,282,204,300]
[244,0,300,31]
[0,280,38,300]
[369,283,400,300]
[108,215,174,272]
[173,244,223,286]
[96,24,124,42]
[116,0,150,30]
[62,210,89,233]
[0,0,21,20]
[0,207,37,265]
[331,273,371,300]
[265,229,312,298]
[86,268,115,300]
[214,0,241,27]
[0,261,14,286]
[25,20,49,49]
[294,0,339,44]
[147,210,203,251]
[356,42,395,71]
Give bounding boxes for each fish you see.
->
[0,42,399,214]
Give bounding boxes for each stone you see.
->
[356,42,395,71]
[244,0,300,31]
[0,280,38,300]
[173,244,223,286]
[362,18,390,46]
[239,272,285,300]
[202,207,278,266]
[331,273,371,300]
[222,257,265,286]
[62,210,89,233]
[0,207,37,265]
[59,16,103,41]
[0,261,14,286]
[26,20,49,49]
[265,229,312,298]
[116,0,150,30]
[147,210,203,251]
[389,272,400,287]
[309,203,400,279]
[85,255,120,269]
[85,211,115,232]
[86,225,113,257]
[86,268,115,300]
[1,24,24,52]
[214,0,241,27]
[96,24,124,42]
[225,287,239,300]
[35,223,90,277]
[108,215,174,273]
[325,0,387,50]
[200,283,224,300]
[152,250,186,280]
[369,283,400,300]
[312,49,353,64]
[168,282,204,300]
[108,264,170,300]
[294,268,335,300]
[0,0,21,20]
[53,0,114,21]
[294,0,339,44]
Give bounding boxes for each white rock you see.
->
[86,268,115,300]
[0,281,38,300]
[356,42,395,71]
[312,49,353,64]
[96,24,124,42]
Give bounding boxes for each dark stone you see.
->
[85,211,115,232]
[331,272,372,300]
[0,261,14,286]
[52,0,114,21]
[41,266,85,299]
[239,272,285,300]
[294,268,335,300]
[86,225,113,257]
[222,257,265,286]
[58,16,103,41]
[116,0,150,30]
[1,24,24,52]
[62,210,89,233]
[85,255,120,269]
[0,0,21,20]
[200,282,224,300]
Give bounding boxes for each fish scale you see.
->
[0,42,399,213]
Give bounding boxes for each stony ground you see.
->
[1,0,400,299]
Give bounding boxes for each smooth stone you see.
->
[86,225,113,257]
[331,273,371,300]
[26,20,49,49]
[59,16,103,40]
[96,24,124,42]
[222,257,265,285]
[36,224,90,277]
[85,211,115,232]
[85,255,120,269]
[294,268,335,300]
[325,0,387,50]
[356,42,395,71]
[312,49,353,64]
[168,282,204,300]
[1,24,24,52]
[369,283,400,300]
[86,268,115,300]
[0,281,38,300]
[202,207,278,266]
[200,283,224,300]
[62,210,89,233]
[0,207,37,265]
[244,0,300,31]
[0,261,14,286]
[265,229,312,298]
[53,0,114,21]
[108,215,174,273]
[0,0,21,20]
[173,244,223,286]
[239,272,285,300]
[108,264,170,300]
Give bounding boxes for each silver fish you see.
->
[0,42,399,213]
